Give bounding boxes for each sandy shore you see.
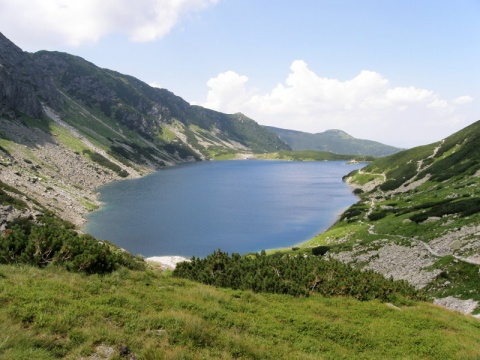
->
[145,256,190,270]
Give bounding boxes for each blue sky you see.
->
[1,0,479,147]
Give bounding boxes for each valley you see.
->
[0,31,479,359]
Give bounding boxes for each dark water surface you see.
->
[84,160,364,257]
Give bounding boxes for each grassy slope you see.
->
[0,264,479,360]
[300,120,480,306]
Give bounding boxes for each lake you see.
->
[83,160,364,258]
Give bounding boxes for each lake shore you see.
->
[85,160,363,259]
[145,256,190,269]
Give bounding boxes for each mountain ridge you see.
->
[266,125,402,156]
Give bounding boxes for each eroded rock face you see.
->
[0,32,61,118]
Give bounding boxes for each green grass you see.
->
[348,171,384,185]
[82,149,129,177]
[0,264,479,359]
[158,124,177,142]
[0,180,29,209]
[50,122,89,154]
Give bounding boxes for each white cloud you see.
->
[199,60,475,148]
[386,87,434,105]
[453,95,473,105]
[202,71,251,114]
[0,0,218,47]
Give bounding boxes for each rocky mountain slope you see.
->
[31,49,290,157]
[0,32,289,225]
[302,120,480,315]
[266,126,402,156]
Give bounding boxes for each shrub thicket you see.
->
[173,250,424,302]
[0,215,144,274]
[340,202,368,222]
[379,162,417,191]
[368,211,387,221]
[409,197,480,223]
[311,245,330,256]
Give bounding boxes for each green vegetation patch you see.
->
[82,149,129,177]
[379,161,418,191]
[0,143,11,156]
[409,197,480,223]
[350,171,384,185]
[339,201,368,222]
[173,250,424,303]
[0,180,28,209]
[158,124,177,142]
[425,257,480,305]
[1,263,479,359]
[0,215,143,274]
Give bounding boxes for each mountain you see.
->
[0,32,288,225]
[301,120,480,311]
[265,126,402,156]
[31,50,290,156]
[1,31,289,163]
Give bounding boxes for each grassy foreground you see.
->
[0,264,479,359]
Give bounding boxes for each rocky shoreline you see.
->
[0,116,149,227]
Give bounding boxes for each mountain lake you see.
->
[83,160,365,258]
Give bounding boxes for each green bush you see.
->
[368,211,387,221]
[340,202,367,221]
[173,250,424,302]
[0,216,144,274]
[312,246,330,256]
[409,197,480,223]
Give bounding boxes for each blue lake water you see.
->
[84,160,364,258]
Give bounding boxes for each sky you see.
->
[1,0,479,148]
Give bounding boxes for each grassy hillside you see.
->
[1,264,479,359]
[300,120,480,309]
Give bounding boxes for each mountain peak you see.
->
[321,129,354,139]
